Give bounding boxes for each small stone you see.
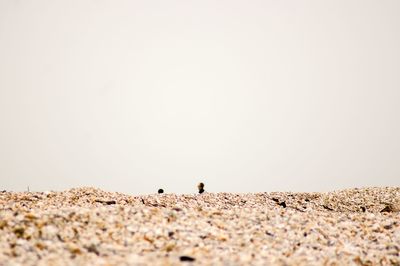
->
[383,223,393,230]
[0,220,7,229]
[380,201,400,213]
[95,199,116,205]
[180,255,195,262]
[13,227,25,238]
[105,200,116,205]
[67,243,82,255]
[265,231,274,237]
[323,205,333,211]
[164,242,176,252]
[272,198,280,203]
[85,244,100,255]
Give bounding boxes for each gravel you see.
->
[0,187,399,265]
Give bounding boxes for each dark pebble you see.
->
[95,199,116,205]
[380,205,393,213]
[86,244,100,255]
[265,231,274,237]
[180,255,195,262]
[383,224,393,230]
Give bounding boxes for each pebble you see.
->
[180,255,196,262]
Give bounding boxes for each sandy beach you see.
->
[0,187,399,265]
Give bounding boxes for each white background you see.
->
[1,0,399,194]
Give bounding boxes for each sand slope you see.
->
[0,187,399,265]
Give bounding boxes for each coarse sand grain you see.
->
[0,187,399,265]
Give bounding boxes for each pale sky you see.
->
[0,0,399,194]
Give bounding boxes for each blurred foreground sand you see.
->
[0,187,399,265]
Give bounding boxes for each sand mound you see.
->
[0,187,399,265]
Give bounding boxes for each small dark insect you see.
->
[141,199,145,204]
[158,189,164,194]
[197,182,205,194]
[180,255,195,262]
[322,205,333,211]
[361,206,366,212]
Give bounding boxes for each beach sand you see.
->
[0,187,399,265]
